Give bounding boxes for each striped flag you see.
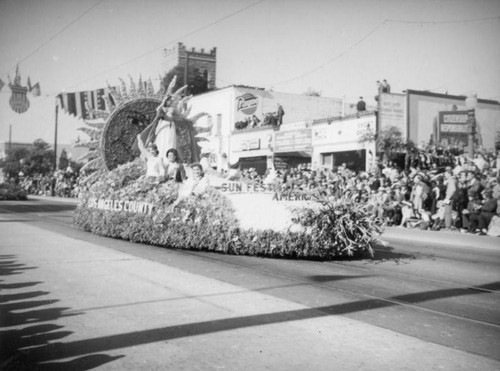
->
[58,87,114,119]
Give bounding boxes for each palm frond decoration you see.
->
[137,76,145,97]
[74,75,211,187]
[128,75,138,99]
[77,127,102,141]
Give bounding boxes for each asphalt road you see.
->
[1,198,499,370]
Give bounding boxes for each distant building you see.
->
[311,112,377,173]
[162,42,217,89]
[378,90,500,154]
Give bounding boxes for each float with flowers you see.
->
[73,77,384,259]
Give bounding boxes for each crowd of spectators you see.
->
[237,151,500,235]
[18,170,79,198]
[234,104,285,130]
[9,148,500,235]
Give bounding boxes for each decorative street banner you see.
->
[438,110,470,148]
[58,87,115,119]
[8,65,30,114]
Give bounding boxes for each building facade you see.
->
[187,85,355,173]
[378,90,500,155]
[311,112,377,173]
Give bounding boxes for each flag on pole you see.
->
[30,82,41,97]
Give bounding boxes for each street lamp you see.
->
[18,158,25,182]
[465,93,478,158]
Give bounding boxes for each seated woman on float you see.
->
[171,163,210,208]
[163,148,186,183]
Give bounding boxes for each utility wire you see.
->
[272,21,387,87]
[271,15,500,88]
[65,0,267,90]
[385,15,500,24]
[5,0,106,74]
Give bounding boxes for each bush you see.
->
[74,163,384,259]
[0,183,27,200]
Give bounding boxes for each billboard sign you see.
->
[378,93,406,137]
[438,110,470,148]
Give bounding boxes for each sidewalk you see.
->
[381,226,500,251]
[1,216,498,370]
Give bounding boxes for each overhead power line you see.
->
[5,0,106,74]
[272,21,387,87]
[65,0,267,90]
[272,15,500,88]
[385,15,500,24]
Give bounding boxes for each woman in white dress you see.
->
[145,144,165,179]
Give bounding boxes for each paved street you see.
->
[1,197,499,370]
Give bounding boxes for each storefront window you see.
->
[321,150,366,172]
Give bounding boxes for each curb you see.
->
[28,195,80,204]
[381,226,499,251]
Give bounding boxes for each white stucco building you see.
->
[188,85,356,172]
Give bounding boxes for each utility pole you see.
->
[54,103,58,171]
[52,102,59,197]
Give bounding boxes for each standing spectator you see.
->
[443,168,458,229]
[356,97,366,112]
[473,153,487,173]
[251,115,261,127]
[494,152,500,175]
[381,79,391,93]
[276,103,285,125]
[492,176,500,200]
[376,80,383,97]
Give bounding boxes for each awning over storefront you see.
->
[273,150,312,157]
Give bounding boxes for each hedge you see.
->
[0,183,27,200]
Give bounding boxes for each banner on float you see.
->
[219,181,315,202]
[87,198,154,214]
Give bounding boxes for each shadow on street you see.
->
[0,254,123,370]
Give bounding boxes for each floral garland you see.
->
[74,161,383,259]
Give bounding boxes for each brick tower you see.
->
[163,42,217,90]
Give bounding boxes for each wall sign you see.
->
[236,92,258,115]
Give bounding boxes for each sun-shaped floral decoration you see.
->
[74,76,210,185]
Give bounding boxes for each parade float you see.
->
[73,77,384,259]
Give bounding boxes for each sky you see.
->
[1,0,499,148]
